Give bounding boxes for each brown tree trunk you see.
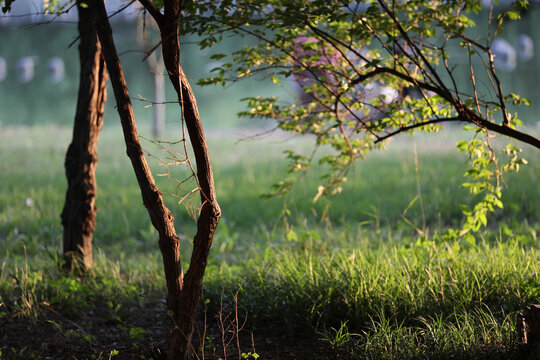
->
[61,4,107,271]
[518,305,540,348]
[92,0,220,357]
[165,52,222,360]
[154,2,221,358]
[90,0,184,320]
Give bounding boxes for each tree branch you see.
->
[378,0,447,91]
[374,107,540,150]
[375,117,462,143]
[138,0,164,24]
[351,66,452,102]
[469,112,540,149]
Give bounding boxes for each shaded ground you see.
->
[0,300,332,360]
[0,301,167,359]
[2,302,538,360]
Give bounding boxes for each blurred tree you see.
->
[136,15,166,137]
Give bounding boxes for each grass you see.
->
[0,124,539,359]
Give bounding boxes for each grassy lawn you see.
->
[0,124,539,359]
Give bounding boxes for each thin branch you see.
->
[455,33,489,52]
[233,25,378,137]
[307,22,367,73]
[351,66,451,102]
[134,94,177,106]
[108,0,137,19]
[441,42,461,104]
[467,43,482,115]
[375,116,462,143]
[308,9,370,63]
[486,49,510,126]
[378,0,447,91]
[137,0,164,24]
[335,97,355,163]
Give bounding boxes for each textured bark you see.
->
[518,304,540,347]
[92,0,219,356]
[61,4,107,271]
[157,3,221,359]
[135,0,222,358]
[169,72,221,359]
[90,0,184,318]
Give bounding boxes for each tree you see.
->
[3,0,538,357]
[89,0,221,357]
[185,0,539,237]
[1,0,108,273]
[2,0,219,355]
[134,0,222,357]
[0,0,109,272]
[61,1,108,271]
[2,0,220,355]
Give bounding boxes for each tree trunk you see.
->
[92,0,220,357]
[158,4,222,358]
[518,304,540,348]
[135,17,166,137]
[61,4,107,271]
[90,0,184,320]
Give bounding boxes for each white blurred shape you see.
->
[378,86,399,104]
[47,57,65,83]
[17,56,36,83]
[362,81,398,104]
[0,57,6,82]
[516,34,534,62]
[491,38,517,72]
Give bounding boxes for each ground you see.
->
[0,299,333,360]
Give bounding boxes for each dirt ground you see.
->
[0,300,332,360]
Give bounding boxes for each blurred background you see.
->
[0,0,283,132]
[0,0,539,132]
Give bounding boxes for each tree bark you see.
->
[61,4,107,271]
[133,0,222,357]
[92,0,220,357]
[518,304,540,348]
[169,71,221,360]
[155,2,221,358]
[90,0,185,321]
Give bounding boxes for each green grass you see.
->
[0,124,539,359]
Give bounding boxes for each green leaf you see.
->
[286,230,298,242]
[463,233,476,247]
